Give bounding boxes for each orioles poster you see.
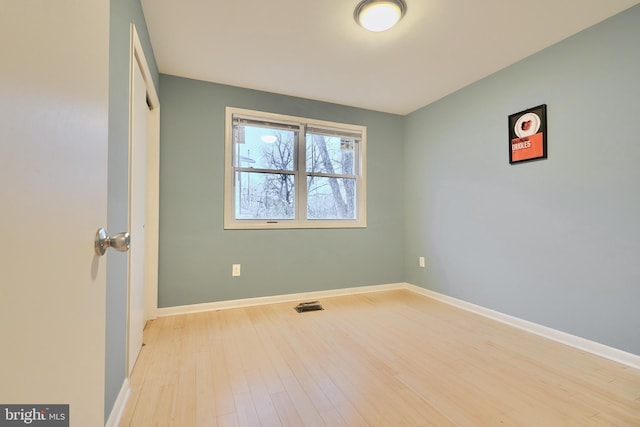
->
[508,104,547,164]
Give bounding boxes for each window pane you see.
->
[236,171,295,219]
[307,176,356,219]
[226,107,366,229]
[306,133,356,175]
[235,125,296,171]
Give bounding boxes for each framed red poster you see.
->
[509,104,547,164]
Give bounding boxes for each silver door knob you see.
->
[95,228,130,256]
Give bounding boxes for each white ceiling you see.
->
[141,0,639,115]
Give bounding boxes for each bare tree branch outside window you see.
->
[228,110,363,228]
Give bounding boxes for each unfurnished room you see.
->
[1,1,639,426]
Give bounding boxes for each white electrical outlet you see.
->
[232,264,241,277]
[419,257,425,268]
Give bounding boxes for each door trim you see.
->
[127,24,160,376]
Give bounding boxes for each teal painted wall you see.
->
[156,5,639,357]
[158,76,405,307]
[404,5,640,355]
[106,0,158,420]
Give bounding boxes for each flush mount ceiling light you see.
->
[354,0,407,32]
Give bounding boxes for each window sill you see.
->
[223,219,367,230]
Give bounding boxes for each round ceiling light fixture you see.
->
[354,0,407,32]
[260,135,277,143]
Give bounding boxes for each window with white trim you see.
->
[224,107,366,229]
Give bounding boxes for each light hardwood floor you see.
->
[119,290,640,426]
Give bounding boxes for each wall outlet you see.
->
[419,257,425,268]
[232,264,241,277]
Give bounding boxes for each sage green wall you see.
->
[404,5,640,355]
[158,76,405,307]
[106,0,158,419]
[157,5,639,358]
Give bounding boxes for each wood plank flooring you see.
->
[118,290,640,426]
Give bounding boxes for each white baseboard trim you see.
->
[105,378,131,427]
[156,283,406,317]
[403,283,640,370]
[155,282,639,370]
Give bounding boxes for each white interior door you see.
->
[128,56,149,374]
[0,1,109,425]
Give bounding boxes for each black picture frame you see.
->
[508,104,547,164]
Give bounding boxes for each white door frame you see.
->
[127,24,160,375]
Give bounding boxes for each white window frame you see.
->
[224,107,367,229]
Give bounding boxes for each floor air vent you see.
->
[294,301,324,313]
